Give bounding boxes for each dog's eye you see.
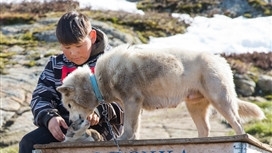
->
[68,104,71,108]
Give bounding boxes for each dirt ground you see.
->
[139,103,233,139]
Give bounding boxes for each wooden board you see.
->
[33,134,272,153]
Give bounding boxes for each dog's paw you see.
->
[86,129,104,141]
[62,136,72,142]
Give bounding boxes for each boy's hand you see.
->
[87,113,100,126]
[48,116,68,141]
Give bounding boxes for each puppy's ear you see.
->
[57,86,74,96]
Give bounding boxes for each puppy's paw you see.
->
[86,129,104,141]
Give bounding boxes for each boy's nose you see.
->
[70,50,79,56]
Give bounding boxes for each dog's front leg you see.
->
[118,100,142,140]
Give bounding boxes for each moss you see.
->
[177,3,202,13]
[21,32,34,41]
[0,146,18,153]
[0,13,38,25]
[248,0,267,6]
[244,101,272,145]
[243,13,252,18]
[264,95,272,100]
[247,0,272,16]
[83,10,187,43]
[0,52,16,74]
[263,9,271,16]
[0,32,38,46]
[44,51,59,57]
[136,31,148,43]
[23,60,37,67]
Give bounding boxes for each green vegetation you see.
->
[0,32,37,46]
[137,0,272,17]
[248,0,272,16]
[0,52,16,74]
[0,31,37,74]
[0,145,18,153]
[244,101,272,145]
[0,13,38,25]
[84,10,188,43]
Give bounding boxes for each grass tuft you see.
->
[244,101,272,145]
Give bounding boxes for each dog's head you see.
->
[57,65,99,123]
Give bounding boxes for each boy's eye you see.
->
[63,46,70,49]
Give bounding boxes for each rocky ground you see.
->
[140,104,233,139]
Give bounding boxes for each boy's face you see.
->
[61,30,96,65]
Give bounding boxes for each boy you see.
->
[19,11,124,153]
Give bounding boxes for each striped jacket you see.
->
[30,28,124,140]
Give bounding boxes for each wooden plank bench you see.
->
[33,134,272,153]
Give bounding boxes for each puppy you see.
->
[63,118,103,142]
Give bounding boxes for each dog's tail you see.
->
[237,99,266,122]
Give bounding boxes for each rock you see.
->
[247,96,268,102]
[6,45,25,53]
[33,30,58,42]
[256,75,272,95]
[91,20,142,46]
[0,66,41,146]
[220,0,258,17]
[234,74,256,96]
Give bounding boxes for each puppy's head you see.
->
[64,119,91,142]
[57,65,99,123]
[64,118,103,142]
[69,118,90,131]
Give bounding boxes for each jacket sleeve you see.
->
[95,102,124,139]
[30,57,62,128]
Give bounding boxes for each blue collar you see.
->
[90,74,104,102]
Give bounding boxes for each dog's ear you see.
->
[57,86,74,96]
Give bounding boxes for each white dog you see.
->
[57,44,265,140]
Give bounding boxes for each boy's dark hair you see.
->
[56,11,91,45]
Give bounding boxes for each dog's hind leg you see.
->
[199,55,245,135]
[201,76,245,135]
[118,99,143,140]
[209,98,244,135]
[185,97,211,137]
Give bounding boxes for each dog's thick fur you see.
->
[57,44,265,140]
[63,119,103,142]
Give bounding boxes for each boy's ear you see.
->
[57,86,74,96]
[89,29,97,44]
